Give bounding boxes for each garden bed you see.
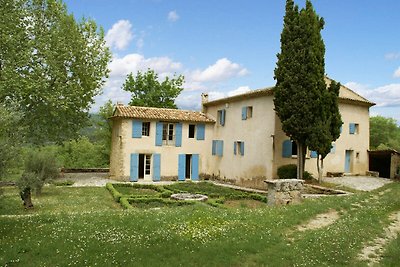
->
[106,182,267,209]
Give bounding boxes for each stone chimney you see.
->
[201,93,209,113]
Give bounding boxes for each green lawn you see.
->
[1,182,400,266]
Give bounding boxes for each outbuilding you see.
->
[369,149,400,179]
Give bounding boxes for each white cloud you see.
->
[191,58,249,83]
[394,67,400,78]
[109,54,182,78]
[345,82,400,107]
[105,20,133,50]
[227,86,251,97]
[385,52,400,60]
[168,10,179,22]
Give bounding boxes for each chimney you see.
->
[201,93,209,113]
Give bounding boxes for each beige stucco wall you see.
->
[272,102,371,178]
[109,118,214,181]
[204,95,276,188]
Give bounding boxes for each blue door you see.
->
[345,150,352,173]
[130,153,139,182]
[178,154,186,181]
[191,154,199,181]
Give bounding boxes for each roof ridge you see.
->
[120,105,205,114]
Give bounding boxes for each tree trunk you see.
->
[317,154,320,182]
[297,141,306,180]
[319,158,324,184]
[20,187,34,209]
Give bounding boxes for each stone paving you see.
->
[322,176,393,191]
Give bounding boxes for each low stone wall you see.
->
[264,179,304,206]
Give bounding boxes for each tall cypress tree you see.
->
[274,0,326,179]
[308,80,342,183]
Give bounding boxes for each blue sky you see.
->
[64,0,400,123]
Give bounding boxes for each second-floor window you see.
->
[188,124,195,138]
[349,123,359,134]
[162,123,175,144]
[142,122,150,136]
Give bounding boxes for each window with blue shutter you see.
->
[240,142,244,156]
[218,109,226,126]
[349,123,356,134]
[217,140,224,156]
[196,124,205,140]
[153,154,161,181]
[212,140,216,155]
[282,140,292,158]
[130,153,139,182]
[234,141,237,155]
[178,154,185,181]
[155,122,163,146]
[191,154,199,181]
[132,120,142,138]
[175,123,182,147]
[310,151,318,158]
[212,140,224,156]
[242,107,247,120]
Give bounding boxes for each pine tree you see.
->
[274,0,326,179]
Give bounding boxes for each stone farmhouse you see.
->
[109,78,374,188]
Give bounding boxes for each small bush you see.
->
[106,183,122,202]
[277,164,313,180]
[277,164,297,179]
[53,180,75,186]
[18,150,60,195]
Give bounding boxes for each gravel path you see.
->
[322,176,392,191]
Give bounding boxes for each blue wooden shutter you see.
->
[233,141,237,155]
[330,144,336,154]
[178,154,185,181]
[132,120,142,138]
[130,153,139,182]
[175,123,182,147]
[310,151,318,158]
[349,123,356,134]
[153,154,161,181]
[191,154,199,181]
[340,125,343,133]
[196,124,205,140]
[220,109,225,126]
[212,140,216,155]
[242,107,247,120]
[282,140,292,158]
[240,142,245,156]
[155,122,163,146]
[217,140,224,156]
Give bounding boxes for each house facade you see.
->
[110,79,374,188]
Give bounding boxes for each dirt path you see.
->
[296,210,340,231]
[358,210,400,265]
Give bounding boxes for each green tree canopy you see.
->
[274,0,326,179]
[122,69,184,109]
[0,0,111,144]
[370,116,400,151]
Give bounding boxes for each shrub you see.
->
[277,164,313,180]
[53,180,75,186]
[277,164,297,179]
[21,150,60,194]
[106,183,122,202]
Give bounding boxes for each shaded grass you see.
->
[0,183,399,266]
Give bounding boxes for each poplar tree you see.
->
[0,0,111,144]
[274,0,326,179]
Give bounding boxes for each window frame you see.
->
[188,124,196,138]
[142,122,150,136]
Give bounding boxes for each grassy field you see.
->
[1,182,400,266]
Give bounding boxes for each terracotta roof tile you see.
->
[111,105,215,123]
